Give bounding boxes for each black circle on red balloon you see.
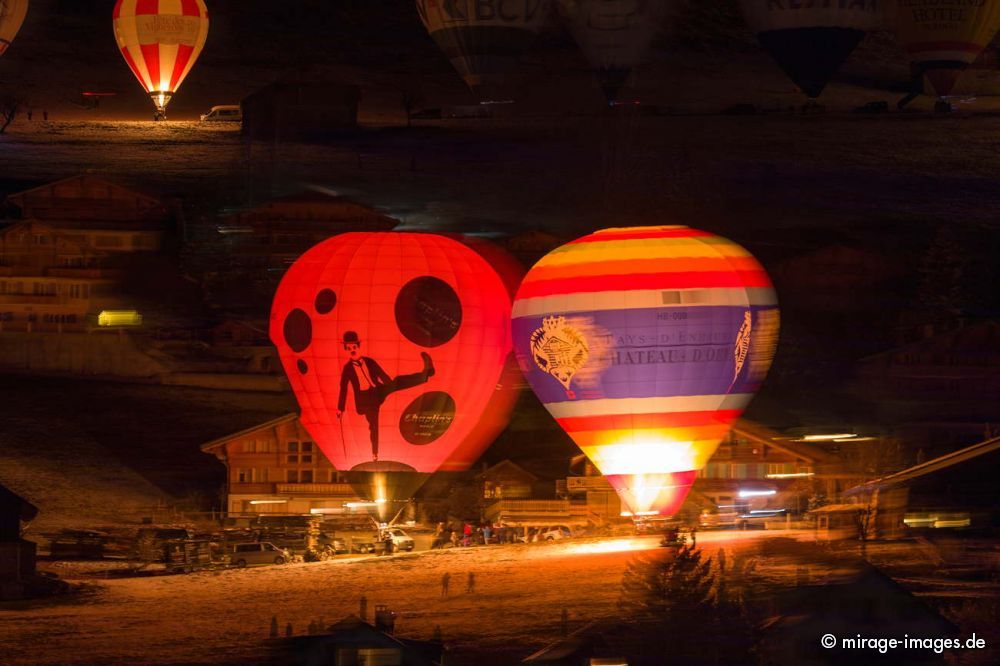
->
[297,359,308,374]
[399,391,456,445]
[394,276,462,348]
[283,309,312,353]
[315,289,337,314]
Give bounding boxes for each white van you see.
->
[231,542,289,567]
[200,105,242,122]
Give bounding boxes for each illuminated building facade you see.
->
[201,413,364,515]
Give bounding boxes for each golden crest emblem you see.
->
[530,316,589,399]
[732,310,752,387]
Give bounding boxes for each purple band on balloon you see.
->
[512,305,777,405]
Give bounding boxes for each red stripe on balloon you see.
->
[568,228,713,244]
[557,410,741,432]
[140,43,161,90]
[605,470,697,516]
[113,0,126,20]
[181,0,201,17]
[120,46,148,91]
[135,0,159,16]
[169,44,195,91]
[517,270,773,298]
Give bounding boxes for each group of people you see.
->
[430,521,534,549]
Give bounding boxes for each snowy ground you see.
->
[2,531,811,665]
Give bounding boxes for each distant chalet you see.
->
[0,175,166,333]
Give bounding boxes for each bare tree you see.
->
[0,91,27,134]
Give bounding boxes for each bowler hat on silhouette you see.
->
[343,331,361,345]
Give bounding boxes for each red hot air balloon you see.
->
[270,232,512,506]
[0,0,29,58]
[113,0,209,120]
[512,226,779,518]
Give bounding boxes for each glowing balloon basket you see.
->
[512,226,779,517]
[270,232,512,515]
[113,0,210,119]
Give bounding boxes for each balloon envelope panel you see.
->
[512,226,779,516]
[558,0,670,101]
[739,0,880,99]
[270,233,512,480]
[415,0,551,93]
[113,0,210,109]
[0,0,29,57]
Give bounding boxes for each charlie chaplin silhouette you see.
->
[336,331,434,460]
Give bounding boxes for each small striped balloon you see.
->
[113,0,209,117]
[512,226,779,517]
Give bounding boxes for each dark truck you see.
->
[250,515,347,560]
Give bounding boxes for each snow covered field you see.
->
[2,531,795,665]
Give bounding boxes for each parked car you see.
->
[231,542,290,567]
[381,528,415,552]
[354,528,415,554]
[200,105,241,122]
[538,525,574,541]
[325,536,349,555]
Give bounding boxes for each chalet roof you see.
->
[477,459,539,483]
[730,421,840,465]
[845,434,1000,496]
[276,615,443,665]
[768,564,957,636]
[200,413,299,453]
[0,483,39,522]
[5,175,163,219]
[522,619,633,663]
[807,503,864,514]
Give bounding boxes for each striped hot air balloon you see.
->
[739,0,881,101]
[888,0,1000,100]
[415,0,551,100]
[0,0,28,58]
[113,0,209,119]
[558,0,671,104]
[512,226,779,517]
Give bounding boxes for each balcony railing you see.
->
[275,483,357,495]
[566,476,613,491]
[484,499,572,520]
[0,294,66,304]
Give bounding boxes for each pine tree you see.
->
[618,546,759,664]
